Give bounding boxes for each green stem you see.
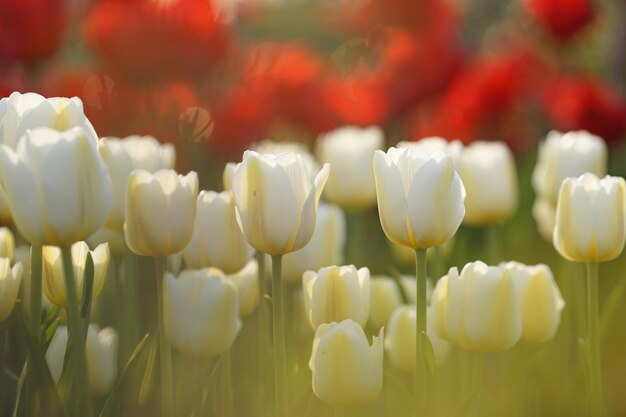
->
[61,246,92,417]
[271,254,288,417]
[154,256,174,417]
[485,226,501,265]
[255,251,269,412]
[29,245,42,337]
[585,262,605,417]
[414,248,428,417]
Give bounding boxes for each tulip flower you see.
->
[459,141,518,226]
[373,147,465,249]
[163,269,241,357]
[0,227,14,259]
[397,137,463,168]
[42,241,110,307]
[124,169,198,257]
[46,324,119,397]
[183,190,253,274]
[432,262,521,352]
[0,258,23,321]
[0,126,113,246]
[225,260,260,318]
[309,319,384,406]
[231,150,330,255]
[315,125,383,211]
[303,265,370,329]
[282,203,346,284]
[504,262,564,345]
[251,140,320,178]
[553,174,626,262]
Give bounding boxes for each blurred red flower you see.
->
[541,75,626,143]
[0,0,67,65]
[523,0,595,40]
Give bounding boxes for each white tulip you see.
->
[251,139,320,177]
[0,227,14,259]
[397,137,463,168]
[0,258,22,321]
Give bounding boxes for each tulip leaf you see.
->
[419,332,436,379]
[138,332,159,405]
[99,333,150,417]
[600,282,623,344]
[42,317,60,352]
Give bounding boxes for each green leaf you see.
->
[138,333,159,405]
[419,331,436,379]
[99,333,150,417]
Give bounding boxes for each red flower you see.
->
[542,75,626,143]
[0,0,67,65]
[523,0,595,40]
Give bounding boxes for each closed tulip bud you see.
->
[231,151,330,255]
[504,262,564,345]
[553,174,626,262]
[0,127,113,246]
[316,126,383,211]
[373,148,465,249]
[183,191,253,273]
[42,242,110,307]
[303,265,370,329]
[124,169,198,257]
[309,320,384,406]
[251,140,320,177]
[532,130,607,205]
[0,227,15,259]
[46,324,118,397]
[225,260,260,317]
[282,203,346,284]
[433,262,521,352]
[0,258,23,321]
[459,141,518,226]
[164,269,241,357]
[116,135,176,173]
[398,137,463,168]
[0,92,99,149]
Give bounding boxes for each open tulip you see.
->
[42,241,110,307]
[303,265,370,329]
[0,258,23,321]
[315,125,383,211]
[183,190,253,274]
[373,147,465,249]
[163,269,241,357]
[124,169,198,257]
[309,320,384,406]
[553,174,626,262]
[459,141,518,226]
[231,151,330,255]
[0,126,113,246]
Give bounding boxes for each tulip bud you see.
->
[373,148,465,249]
[459,141,518,226]
[124,169,198,257]
[398,137,463,168]
[553,174,626,262]
[309,320,383,406]
[251,140,320,177]
[303,265,370,329]
[0,127,113,246]
[0,227,15,259]
[0,258,23,321]
[432,262,521,352]
[231,151,330,255]
[163,269,241,357]
[183,190,253,274]
[42,242,110,307]
[315,126,383,211]
[115,135,176,173]
[282,203,346,284]
[46,324,118,397]
[225,260,260,318]
[504,262,564,345]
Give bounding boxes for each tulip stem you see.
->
[271,254,288,417]
[414,248,429,417]
[585,262,605,417]
[154,256,174,417]
[29,244,42,337]
[61,246,92,417]
[255,251,270,411]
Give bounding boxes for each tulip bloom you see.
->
[124,169,198,257]
[42,242,110,307]
[0,258,23,321]
[251,140,320,177]
[303,265,370,329]
[316,126,383,211]
[309,320,383,406]
[397,137,463,168]
[231,151,330,255]
[553,174,626,262]
[373,148,465,249]
[431,262,521,352]
[0,127,113,246]
[163,269,241,357]
[183,190,253,274]
[46,324,118,397]
[459,141,518,226]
